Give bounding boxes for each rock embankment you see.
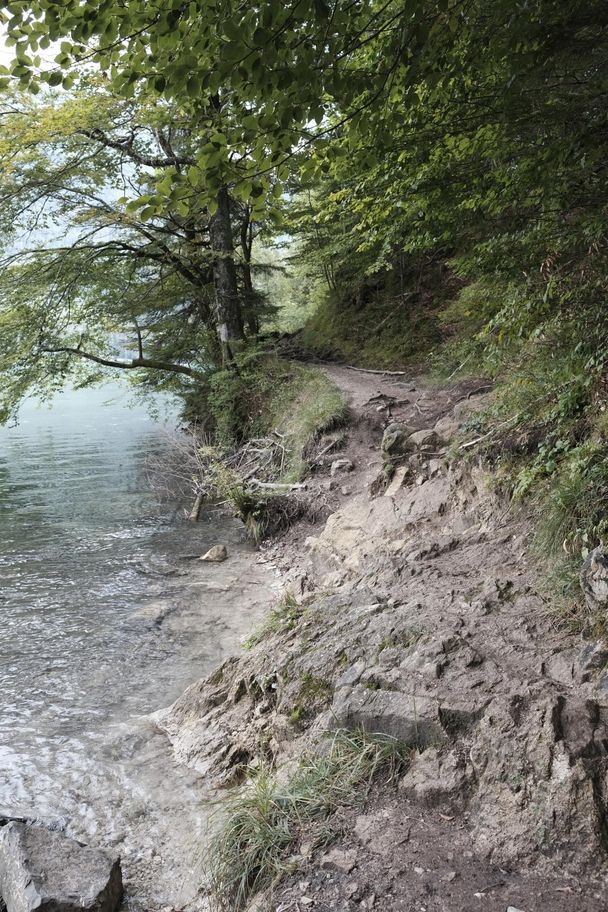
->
[157,367,608,910]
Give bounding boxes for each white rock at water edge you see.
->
[200,544,228,562]
[0,821,122,912]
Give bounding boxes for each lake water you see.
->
[0,385,273,909]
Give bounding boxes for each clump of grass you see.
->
[288,672,334,729]
[377,626,423,654]
[244,591,303,649]
[532,440,608,559]
[205,729,413,911]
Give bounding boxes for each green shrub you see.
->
[208,350,348,480]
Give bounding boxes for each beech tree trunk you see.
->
[210,185,244,362]
[240,206,259,336]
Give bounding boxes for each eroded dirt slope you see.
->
[157,366,608,911]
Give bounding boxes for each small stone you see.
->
[200,544,228,562]
[578,641,608,679]
[506,907,526,912]
[345,881,359,898]
[427,458,444,477]
[300,898,314,906]
[434,414,459,442]
[445,871,457,882]
[381,422,415,458]
[341,486,352,496]
[414,866,425,875]
[463,645,484,667]
[320,848,357,873]
[330,458,354,477]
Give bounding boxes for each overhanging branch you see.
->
[40,345,203,379]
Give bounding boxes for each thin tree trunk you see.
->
[240,206,259,336]
[210,185,244,362]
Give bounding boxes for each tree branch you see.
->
[40,345,202,379]
[79,127,195,168]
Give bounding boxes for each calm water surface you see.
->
[0,385,270,908]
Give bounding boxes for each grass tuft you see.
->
[204,729,413,911]
[244,591,303,649]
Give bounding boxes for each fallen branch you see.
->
[459,431,494,449]
[188,490,205,522]
[345,365,410,376]
[247,479,306,490]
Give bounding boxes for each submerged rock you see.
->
[0,822,122,912]
[580,547,608,612]
[200,544,228,563]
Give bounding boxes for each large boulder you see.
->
[580,547,608,612]
[0,822,122,912]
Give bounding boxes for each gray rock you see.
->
[434,414,459,442]
[452,395,489,420]
[319,848,357,873]
[200,544,228,562]
[408,429,441,451]
[380,423,415,458]
[330,458,354,477]
[331,685,444,748]
[0,822,122,912]
[580,547,608,612]
[399,747,473,806]
[577,641,608,679]
[384,465,409,498]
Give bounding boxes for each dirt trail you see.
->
[158,366,608,911]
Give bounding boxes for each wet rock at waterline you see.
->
[0,822,122,912]
[580,547,608,612]
[200,544,228,563]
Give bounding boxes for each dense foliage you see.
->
[2,0,608,570]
